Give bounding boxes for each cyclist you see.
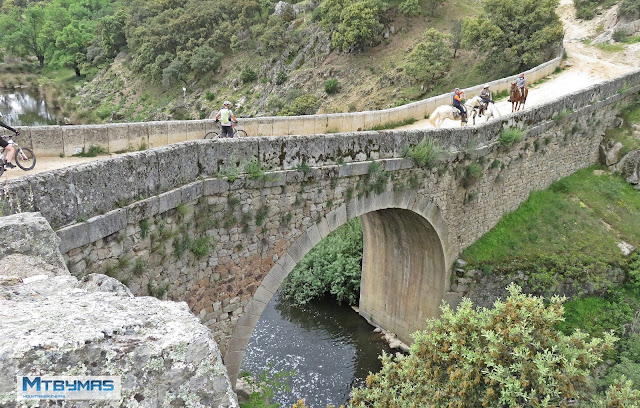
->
[215,101,238,138]
[0,113,18,168]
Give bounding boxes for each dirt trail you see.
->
[2,1,638,182]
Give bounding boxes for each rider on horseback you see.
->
[516,73,526,98]
[452,88,467,122]
[478,84,491,117]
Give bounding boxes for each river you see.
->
[0,88,58,126]
[241,291,394,408]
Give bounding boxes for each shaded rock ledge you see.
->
[0,212,238,407]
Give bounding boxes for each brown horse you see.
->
[509,83,528,112]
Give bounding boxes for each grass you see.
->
[368,117,417,131]
[460,167,640,276]
[403,137,444,169]
[497,128,524,147]
[72,145,108,157]
[596,43,625,52]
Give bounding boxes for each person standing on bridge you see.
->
[215,101,237,138]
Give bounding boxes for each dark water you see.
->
[0,88,58,126]
[241,291,393,408]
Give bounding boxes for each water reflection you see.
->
[0,89,58,126]
[242,291,392,408]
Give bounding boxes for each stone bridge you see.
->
[1,69,639,385]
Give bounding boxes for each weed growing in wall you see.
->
[190,236,215,258]
[255,206,270,227]
[360,161,390,196]
[367,117,417,131]
[404,137,444,169]
[139,219,151,238]
[552,108,573,121]
[296,161,312,176]
[497,128,524,148]
[461,163,483,189]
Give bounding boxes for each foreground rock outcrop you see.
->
[0,212,238,407]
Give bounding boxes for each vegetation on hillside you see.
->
[0,0,563,122]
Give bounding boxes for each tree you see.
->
[189,45,223,74]
[462,0,563,74]
[350,284,618,407]
[50,21,94,76]
[100,8,128,58]
[331,0,388,52]
[0,5,48,67]
[450,19,463,58]
[398,0,420,17]
[405,28,451,83]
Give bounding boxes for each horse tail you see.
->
[428,110,439,127]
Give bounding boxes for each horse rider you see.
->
[452,88,466,121]
[516,73,526,98]
[479,84,491,117]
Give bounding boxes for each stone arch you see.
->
[223,189,456,384]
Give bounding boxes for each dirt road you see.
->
[1,0,638,182]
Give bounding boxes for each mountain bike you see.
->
[0,133,36,177]
[204,121,248,139]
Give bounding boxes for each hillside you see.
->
[72,0,485,122]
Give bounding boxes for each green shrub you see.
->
[280,94,320,116]
[274,70,287,85]
[73,145,108,157]
[189,45,223,73]
[240,65,257,83]
[461,162,483,188]
[350,284,618,407]
[403,137,443,169]
[205,91,215,101]
[324,78,340,94]
[398,0,420,16]
[497,128,524,147]
[281,218,363,306]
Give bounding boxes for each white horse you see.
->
[465,95,501,125]
[428,105,467,128]
[428,96,501,128]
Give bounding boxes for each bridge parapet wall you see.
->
[5,54,564,156]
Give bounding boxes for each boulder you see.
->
[599,141,624,166]
[618,150,640,186]
[0,213,238,407]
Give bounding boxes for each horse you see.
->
[428,104,468,128]
[464,95,501,125]
[509,83,528,112]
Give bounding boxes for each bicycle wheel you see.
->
[15,147,35,170]
[0,163,4,177]
[234,129,248,137]
[204,131,219,140]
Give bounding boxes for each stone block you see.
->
[128,122,149,151]
[88,209,127,242]
[154,141,201,192]
[157,189,182,214]
[148,121,168,148]
[24,169,79,228]
[126,196,160,224]
[29,126,63,157]
[57,222,90,254]
[261,274,281,294]
[61,126,86,156]
[167,120,188,144]
[203,178,229,195]
[186,120,206,141]
[253,286,274,304]
[181,181,203,203]
[108,123,130,153]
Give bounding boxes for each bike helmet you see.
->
[519,73,524,77]
[223,100,231,106]
[483,84,490,88]
[454,88,460,91]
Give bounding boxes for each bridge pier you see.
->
[359,209,448,345]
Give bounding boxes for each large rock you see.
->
[600,141,624,166]
[619,150,640,187]
[0,213,238,407]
